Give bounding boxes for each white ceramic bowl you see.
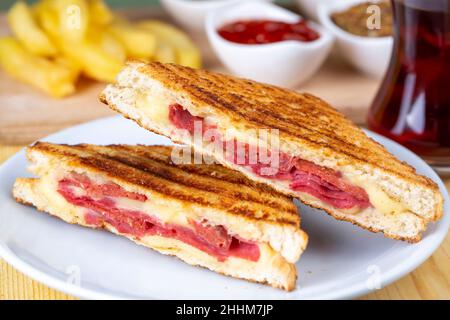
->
[295,0,341,21]
[317,0,393,78]
[205,1,334,88]
[161,0,273,32]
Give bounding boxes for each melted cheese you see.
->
[363,184,406,216]
[113,196,191,227]
[136,92,170,125]
[135,92,263,148]
[139,235,280,270]
[38,171,191,228]
[134,93,407,217]
[36,177,285,267]
[345,175,407,216]
[40,175,77,222]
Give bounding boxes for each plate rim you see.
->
[0,115,448,300]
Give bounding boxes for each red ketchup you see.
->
[217,19,320,44]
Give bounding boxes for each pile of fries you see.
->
[0,0,201,97]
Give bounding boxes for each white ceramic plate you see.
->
[0,116,448,300]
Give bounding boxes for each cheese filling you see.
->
[56,172,261,262]
[136,97,407,216]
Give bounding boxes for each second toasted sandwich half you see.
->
[13,142,308,291]
[100,61,444,243]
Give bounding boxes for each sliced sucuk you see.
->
[169,104,203,134]
[67,172,147,201]
[57,174,260,262]
[168,104,371,210]
[190,219,232,250]
[228,237,261,262]
[290,171,369,209]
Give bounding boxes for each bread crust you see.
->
[122,61,435,187]
[27,142,301,227]
[113,61,443,221]
[13,178,297,291]
[99,61,444,241]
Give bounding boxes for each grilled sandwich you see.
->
[13,142,308,291]
[100,61,444,242]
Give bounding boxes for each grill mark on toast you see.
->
[78,144,297,215]
[162,63,348,135]
[129,62,437,190]
[31,142,299,226]
[124,145,293,198]
[131,146,284,191]
[103,87,420,189]
[141,64,388,166]
[71,145,289,221]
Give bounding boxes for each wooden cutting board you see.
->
[0,6,381,144]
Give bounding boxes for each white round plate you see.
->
[0,116,448,300]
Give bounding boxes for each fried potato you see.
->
[46,0,90,43]
[0,37,76,97]
[137,20,201,68]
[33,0,60,38]
[58,38,123,83]
[108,22,156,59]
[34,0,89,43]
[53,56,81,82]
[7,1,57,56]
[1,0,202,98]
[88,26,126,63]
[77,43,123,82]
[153,42,177,64]
[88,0,114,26]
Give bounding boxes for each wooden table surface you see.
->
[0,145,449,300]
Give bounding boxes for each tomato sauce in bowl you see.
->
[217,19,320,44]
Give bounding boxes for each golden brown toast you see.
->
[100,61,444,242]
[25,142,300,227]
[103,61,431,188]
[13,142,308,291]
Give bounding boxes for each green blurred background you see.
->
[0,1,291,11]
[1,0,160,10]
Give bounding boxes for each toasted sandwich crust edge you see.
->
[13,178,297,291]
[100,97,428,242]
[24,142,308,263]
[99,76,439,242]
[100,60,443,224]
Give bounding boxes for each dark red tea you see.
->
[368,0,450,169]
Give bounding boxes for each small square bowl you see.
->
[317,0,393,78]
[161,0,273,33]
[205,1,334,88]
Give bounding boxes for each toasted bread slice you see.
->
[100,61,444,242]
[13,142,308,291]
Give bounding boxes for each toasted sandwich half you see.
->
[13,142,308,291]
[100,61,444,243]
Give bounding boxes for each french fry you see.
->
[7,1,57,56]
[54,56,81,82]
[88,26,126,63]
[0,37,76,98]
[1,0,203,99]
[33,0,60,38]
[77,43,122,82]
[34,0,89,43]
[137,20,201,68]
[88,0,114,26]
[33,0,120,82]
[108,22,156,59]
[154,42,177,64]
[47,0,90,43]
[58,38,123,83]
